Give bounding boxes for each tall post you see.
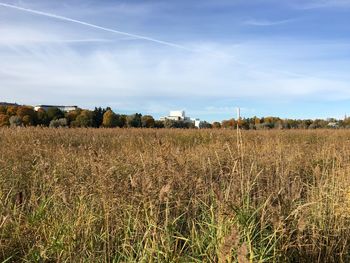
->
[236,107,241,130]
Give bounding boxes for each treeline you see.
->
[218,116,348,129]
[0,106,157,128]
[0,105,348,129]
[0,105,199,128]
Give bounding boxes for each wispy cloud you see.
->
[244,18,295,26]
[294,0,350,9]
[1,38,349,109]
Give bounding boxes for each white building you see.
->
[160,110,191,121]
[194,119,202,128]
[161,110,205,128]
[34,105,78,112]
[327,122,339,128]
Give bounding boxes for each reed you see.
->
[1,128,350,262]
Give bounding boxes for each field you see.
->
[1,128,350,262]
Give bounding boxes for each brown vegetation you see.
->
[1,128,350,262]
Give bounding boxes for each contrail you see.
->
[0,2,192,51]
[0,2,310,79]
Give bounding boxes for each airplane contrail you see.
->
[0,2,192,51]
[0,2,311,79]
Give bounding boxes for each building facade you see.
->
[34,105,78,112]
[160,110,190,121]
[160,110,205,128]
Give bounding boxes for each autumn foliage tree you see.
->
[47,107,64,121]
[0,106,6,114]
[141,115,155,128]
[102,110,118,128]
[72,110,94,127]
[6,106,18,116]
[221,119,236,129]
[17,106,36,126]
[212,122,221,129]
[65,109,81,126]
[0,103,347,130]
[0,114,9,127]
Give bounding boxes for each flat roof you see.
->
[36,105,78,107]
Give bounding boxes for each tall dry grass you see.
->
[1,128,350,262]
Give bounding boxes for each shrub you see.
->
[49,118,68,128]
[9,116,22,127]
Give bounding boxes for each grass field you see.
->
[1,128,350,262]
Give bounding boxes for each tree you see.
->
[163,119,193,129]
[200,121,212,129]
[299,119,312,129]
[92,107,108,128]
[0,114,9,127]
[16,106,36,126]
[127,113,142,128]
[17,106,35,118]
[22,115,32,126]
[36,108,49,126]
[343,117,350,128]
[239,118,250,130]
[47,107,64,121]
[254,117,261,126]
[65,109,81,126]
[72,110,94,127]
[154,120,165,128]
[0,106,6,114]
[212,122,221,129]
[6,106,18,116]
[119,115,127,128]
[164,119,177,128]
[141,115,155,128]
[102,110,118,128]
[221,119,236,129]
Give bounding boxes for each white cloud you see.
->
[1,38,350,112]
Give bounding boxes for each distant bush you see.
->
[49,118,68,128]
[9,116,22,127]
[164,119,194,129]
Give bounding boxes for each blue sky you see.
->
[1,0,350,121]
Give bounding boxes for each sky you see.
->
[1,0,350,121]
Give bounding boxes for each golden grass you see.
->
[1,128,350,262]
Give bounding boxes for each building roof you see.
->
[36,105,78,108]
